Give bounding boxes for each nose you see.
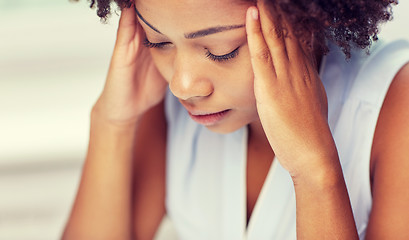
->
[169,53,213,101]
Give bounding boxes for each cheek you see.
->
[239,74,256,106]
[222,48,256,102]
[239,47,256,102]
[149,49,174,83]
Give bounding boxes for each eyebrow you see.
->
[184,24,245,39]
[135,7,245,39]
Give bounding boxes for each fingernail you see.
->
[252,8,259,20]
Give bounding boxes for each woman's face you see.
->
[136,0,257,133]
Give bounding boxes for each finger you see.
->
[116,5,137,46]
[257,1,289,73]
[246,6,277,89]
[259,3,316,85]
[280,17,310,68]
[280,17,319,87]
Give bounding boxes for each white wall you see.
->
[0,1,119,239]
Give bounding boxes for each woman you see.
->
[63,0,409,239]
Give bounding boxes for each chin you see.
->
[205,122,245,134]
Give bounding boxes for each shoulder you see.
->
[369,39,409,171]
[367,62,409,238]
[371,61,409,180]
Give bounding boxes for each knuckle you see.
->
[254,48,272,63]
[266,25,282,39]
[266,26,276,38]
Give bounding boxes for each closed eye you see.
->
[205,47,240,62]
[143,38,172,49]
[143,37,240,63]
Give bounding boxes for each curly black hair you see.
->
[79,0,398,58]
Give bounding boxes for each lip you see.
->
[188,109,230,126]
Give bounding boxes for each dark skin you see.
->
[63,1,409,239]
[246,119,274,224]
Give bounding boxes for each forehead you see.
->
[135,0,252,34]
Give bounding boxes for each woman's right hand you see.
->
[93,5,168,125]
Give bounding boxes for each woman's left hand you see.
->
[246,3,338,178]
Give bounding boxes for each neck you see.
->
[248,120,274,156]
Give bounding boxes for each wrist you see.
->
[291,157,344,192]
[91,104,141,130]
[89,109,141,147]
[87,109,139,163]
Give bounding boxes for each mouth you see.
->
[187,109,231,126]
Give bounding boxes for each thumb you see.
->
[116,5,137,46]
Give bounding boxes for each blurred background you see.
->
[0,1,117,239]
[0,1,408,239]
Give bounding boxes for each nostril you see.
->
[169,73,214,100]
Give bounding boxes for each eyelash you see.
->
[143,38,170,49]
[205,47,240,62]
[143,37,240,62]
